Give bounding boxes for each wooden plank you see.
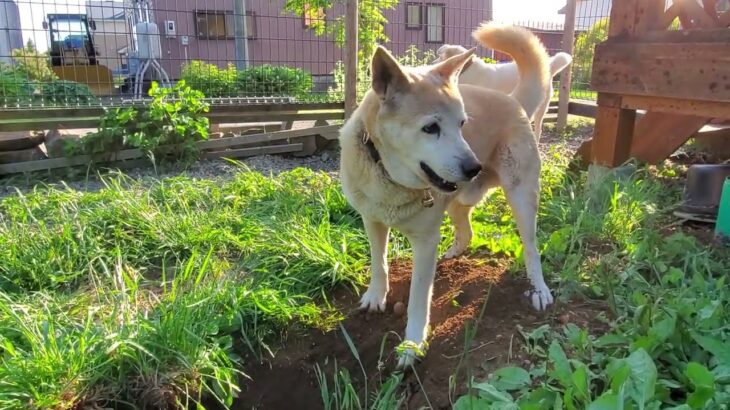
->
[0,102,345,121]
[0,111,345,132]
[630,112,709,164]
[197,125,340,150]
[592,42,730,103]
[344,0,359,118]
[568,101,598,118]
[201,143,304,160]
[557,0,577,131]
[620,95,730,118]
[591,105,637,167]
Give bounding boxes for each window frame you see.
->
[194,10,233,40]
[405,2,422,30]
[424,3,445,44]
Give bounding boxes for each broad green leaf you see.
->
[453,394,492,410]
[472,381,514,403]
[571,365,590,402]
[595,333,630,347]
[588,392,622,410]
[549,340,572,388]
[686,362,715,409]
[691,333,730,366]
[491,366,531,391]
[649,315,676,342]
[626,349,657,407]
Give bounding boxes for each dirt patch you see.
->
[229,257,605,409]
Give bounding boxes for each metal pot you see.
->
[680,164,730,216]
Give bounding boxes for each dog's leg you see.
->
[444,202,473,259]
[398,230,440,368]
[495,141,553,311]
[501,173,553,311]
[359,218,391,312]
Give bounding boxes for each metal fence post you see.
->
[557,0,577,131]
[234,0,249,70]
[345,0,359,118]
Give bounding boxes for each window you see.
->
[194,10,256,40]
[195,11,232,39]
[425,4,444,43]
[245,11,256,39]
[303,3,325,28]
[406,3,422,29]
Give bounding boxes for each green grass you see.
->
[0,167,377,409]
[2,130,730,409]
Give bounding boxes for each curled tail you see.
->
[472,22,550,119]
[550,52,573,77]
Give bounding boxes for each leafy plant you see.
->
[40,80,97,105]
[0,69,36,106]
[236,64,313,98]
[10,46,57,82]
[71,81,209,165]
[181,60,313,98]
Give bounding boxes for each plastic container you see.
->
[716,177,730,245]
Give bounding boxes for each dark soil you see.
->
[231,257,606,409]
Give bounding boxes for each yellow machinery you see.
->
[45,13,115,96]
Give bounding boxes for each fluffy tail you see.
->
[549,52,573,77]
[472,22,550,119]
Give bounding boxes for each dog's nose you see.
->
[460,160,482,180]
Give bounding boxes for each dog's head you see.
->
[368,46,482,194]
[434,44,470,63]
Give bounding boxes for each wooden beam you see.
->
[557,0,577,131]
[344,0,359,118]
[636,0,669,33]
[608,0,640,37]
[620,95,730,118]
[591,105,637,167]
[197,125,340,150]
[630,112,709,164]
[592,42,730,103]
[568,101,597,118]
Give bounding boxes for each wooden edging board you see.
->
[0,125,339,175]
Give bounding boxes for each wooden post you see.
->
[557,0,577,131]
[344,0,359,119]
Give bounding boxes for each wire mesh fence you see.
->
[0,0,494,110]
[0,0,612,111]
[569,0,610,101]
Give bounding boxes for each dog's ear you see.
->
[431,47,476,82]
[371,46,410,99]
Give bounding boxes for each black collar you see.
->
[360,131,435,208]
[363,134,381,164]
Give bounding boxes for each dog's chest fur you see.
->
[339,127,447,227]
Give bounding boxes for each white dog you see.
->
[339,23,553,367]
[435,44,572,140]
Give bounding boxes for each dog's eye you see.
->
[422,123,440,135]
[460,120,466,128]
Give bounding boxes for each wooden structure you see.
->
[0,101,343,176]
[579,0,730,167]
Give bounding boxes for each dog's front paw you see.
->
[359,286,388,312]
[443,242,467,259]
[395,341,426,370]
[524,282,554,311]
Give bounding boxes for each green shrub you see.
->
[11,47,57,82]
[181,60,313,98]
[40,80,97,105]
[237,64,313,98]
[73,81,209,165]
[0,68,36,106]
[181,60,238,97]
[482,57,498,64]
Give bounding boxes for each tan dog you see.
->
[435,44,573,140]
[338,23,553,366]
